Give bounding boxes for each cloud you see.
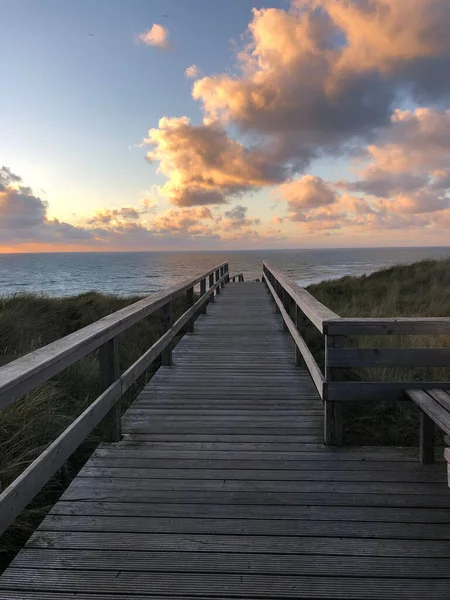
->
[220,204,260,231]
[87,206,144,226]
[143,116,282,206]
[192,1,450,164]
[335,107,450,213]
[0,167,93,244]
[185,64,201,79]
[279,175,337,221]
[138,24,169,49]
[151,206,214,236]
[143,1,450,213]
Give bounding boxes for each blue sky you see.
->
[1,0,450,251]
[2,0,296,221]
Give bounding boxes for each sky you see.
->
[1,0,450,252]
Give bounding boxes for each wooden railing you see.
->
[230,273,244,283]
[262,261,450,445]
[0,261,229,536]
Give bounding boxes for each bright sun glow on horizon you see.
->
[2,0,450,252]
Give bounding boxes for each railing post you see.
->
[294,305,305,367]
[186,286,195,332]
[274,281,281,313]
[99,337,121,442]
[324,335,343,446]
[200,278,207,314]
[215,269,221,294]
[209,273,215,302]
[161,301,173,366]
[220,266,225,288]
[420,411,435,464]
[281,289,289,332]
[225,263,229,283]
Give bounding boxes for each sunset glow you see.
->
[2,0,450,252]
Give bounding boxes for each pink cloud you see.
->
[138,24,169,49]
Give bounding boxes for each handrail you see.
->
[264,273,325,397]
[262,260,450,447]
[0,261,229,536]
[263,261,338,333]
[0,261,228,411]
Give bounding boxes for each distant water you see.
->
[1,247,450,297]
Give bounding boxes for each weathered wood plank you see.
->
[0,569,448,599]
[50,501,450,522]
[11,549,450,578]
[60,486,450,507]
[325,317,450,336]
[328,347,450,368]
[27,530,450,556]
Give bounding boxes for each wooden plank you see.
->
[77,466,446,483]
[325,317,450,336]
[328,381,450,402]
[421,410,435,465]
[11,549,450,578]
[327,347,450,368]
[27,530,450,556]
[50,501,450,522]
[0,568,448,598]
[63,476,447,494]
[36,514,450,539]
[59,486,450,507]
[407,389,450,437]
[99,337,121,442]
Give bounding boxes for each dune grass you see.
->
[306,258,450,445]
[0,291,188,568]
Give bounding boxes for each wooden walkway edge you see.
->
[1,282,450,598]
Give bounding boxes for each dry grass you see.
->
[306,258,450,445]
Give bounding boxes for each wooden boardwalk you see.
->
[1,282,450,598]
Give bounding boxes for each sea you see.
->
[1,247,450,297]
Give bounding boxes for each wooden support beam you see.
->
[209,273,215,301]
[99,337,121,442]
[186,287,195,332]
[200,278,207,314]
[324,335,343,447]
[420,411,435,465]
[161,301,173,366]
[215,269,221,294]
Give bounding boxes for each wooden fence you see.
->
[0,261,229,537]
[262,261,450,445]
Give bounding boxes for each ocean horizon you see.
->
[1,246,450,298]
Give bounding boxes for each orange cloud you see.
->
[138,24,169,49]
[185,64,201,79]
[143,116,281,206]
[143,0,450,217]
